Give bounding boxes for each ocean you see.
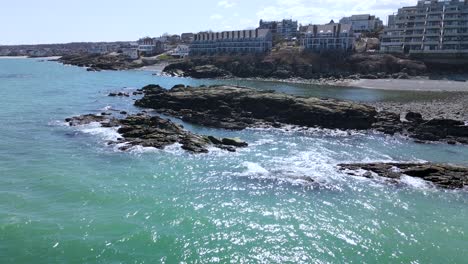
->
[0,58,467,263]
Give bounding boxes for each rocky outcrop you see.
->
[135,85,468,145]
[372,112,468,144]
[163,52,428,80]
[135,85,378,131]
[58,54,145,71]
[339,163,468,189]
[65,114,248,153]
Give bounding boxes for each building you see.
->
[301,21,355,51]
[87,45,109,55]
[190,29,273,55]
[137,37,165,56]
[381,0,468,54]
[171,45,190,58]
[122,48,139,59]
[181,33,194,43]
[259,19,298,40]
[339,14,384,33]
[388,14,396,27]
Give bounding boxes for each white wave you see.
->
[400,175,432,189]
[242,162,269,175]
[100,105,113,111]
[78,122,122,142]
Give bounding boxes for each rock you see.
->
[339,163,468,189]
[396,72,410,79]
[191,65,230,78]
[360,74,378,79]
[405,112,423,122]
[134,84,468,145]
[65,113,248,154]
[135,85,378,131]
[207,136,222,145]
[120,111,128,115]
[66,114,109,126]
[58,54,147,71]
[221,137,248,147]
[108,92,129,97]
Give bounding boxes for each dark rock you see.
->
[339,163,468,189]
[108,92,129,97]
[65,113,247,154]
[221,137,248,147]
[190,65,230,78]
[135,85,378,131]
[120,111,128,115]
[405,112,423,122]
[134,84,468,145]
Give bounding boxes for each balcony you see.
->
[424,40,440,45]
[381,42,403,47]
[444,31,461,36]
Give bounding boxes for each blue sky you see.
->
[0,0,415,45]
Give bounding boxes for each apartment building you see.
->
[381,0,468,54]
[339,14,383,33]
[190,29,273,55]
[301,22,355,51]
[259,19,299,40]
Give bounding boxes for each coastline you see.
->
[342,78,468,92]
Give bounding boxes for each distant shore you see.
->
[0,55,62,60]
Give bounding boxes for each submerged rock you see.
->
[65,113,248,153]
[339,163,468,189]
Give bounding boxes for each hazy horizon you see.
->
[1,0,415,45]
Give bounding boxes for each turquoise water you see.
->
[1,58,467,263]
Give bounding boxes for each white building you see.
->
[190,29,273,55]
[87,45,109,55]
[122,48,139,59]
[171,45,190,58]
[339,14,383,33]
[301,22,355,51]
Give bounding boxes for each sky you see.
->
[0,0,416,45]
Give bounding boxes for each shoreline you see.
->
[342,78,468,92]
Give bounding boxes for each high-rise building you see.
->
[381,0,468,54]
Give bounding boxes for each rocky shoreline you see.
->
[162,53,427,81]
[65,83,468,190]
[66,114,248,153]
[367,92,468,122]
[135,84,468,145]
[340,163,468,189]
[55,54,176,71]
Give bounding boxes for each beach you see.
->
[346,78,468,92]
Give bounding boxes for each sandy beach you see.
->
[346,78,468,92]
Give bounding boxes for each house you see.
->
[122,48,139,60]
[339,14,383,33]
[380,0,468,54]
[171,45,190,58]
[259,19,298,40]
[190,29,273,55]
[137,37,165,56]
[301,21,355,51]
[87,45,109,55]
